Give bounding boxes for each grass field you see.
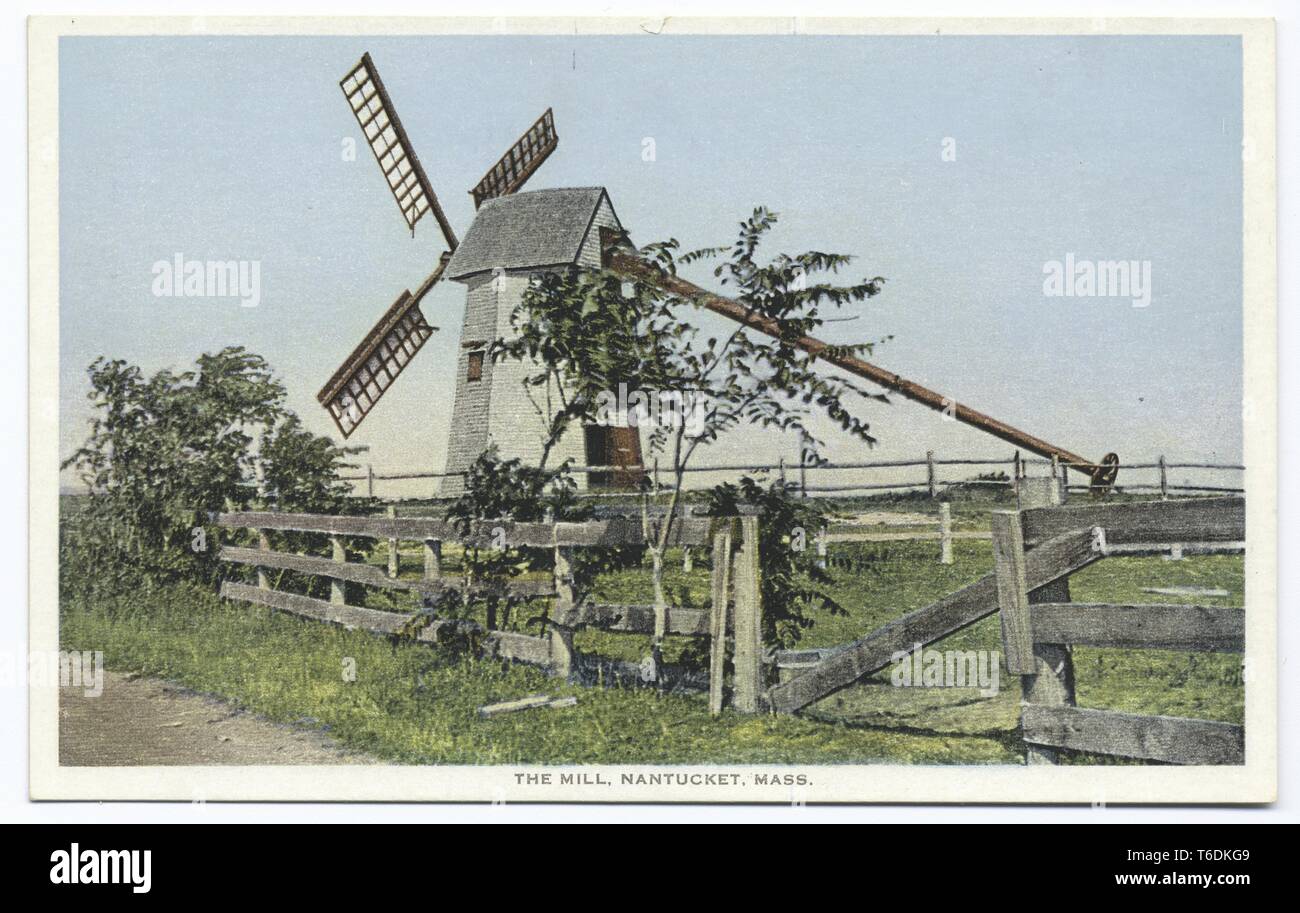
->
[58,495,1245,765]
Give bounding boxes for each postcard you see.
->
[29,15,1276,803]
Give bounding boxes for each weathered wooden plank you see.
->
[824,530,992,543]
[477,694,577,719]
[256,529,271,590]
[939,502,953,565]
[551,602,712,636]
[1013,479,1076,765]
[221,580,556,670]
[1030,603,1245,653]
[550,541,577,679]
[991,511,1034,676]
[222,545,401,589]
[768,527,1099,714]
[708,530,733,715]
[732,516,764,713]
[385,504,399,578]
[1020,496,1244,547]
[423,539,442,580]
[219,546,553,598]
[1020,704,1244,765]
[220,581,412,634]
[329,536,347,605]
[216,512,712,547]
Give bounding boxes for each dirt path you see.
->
[59,671,377,766]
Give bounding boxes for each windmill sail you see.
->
[340,52,458,249]
[316,264,444,438]
[469,108,558,208]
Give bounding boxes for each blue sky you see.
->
[59,33,1244,493]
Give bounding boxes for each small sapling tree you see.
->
[492,209,887,677]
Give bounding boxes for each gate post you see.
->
[731,516,764,713]
[549,532,577,680]
[423,539,442,580]
[386,504,399,578]
[939,502,953,565]
[997,481,1076,765]
[708,528,733,716]
[329,535,347,606]
[256,529,271,590]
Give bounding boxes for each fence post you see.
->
[366,463,374,498]
[708,529,733,716]
[731,516,764,713]
[1013,450,1022,481]
[816,523,828,570]
[997,482,1076,765]
[256,529,271,590]
[799,455,807,499]
[329,535,347,606]
[939,502,953,565]
[423,539,442,580]
[386,504,399,578]
[1159,455,1169,500]
[778,457,786,491]
[926,450,937,499]
[550,533,577,680]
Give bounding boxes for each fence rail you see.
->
[991,495,1246,766]
[766,495,1246,721]
[215,510,764,714]
[334,451,1244,501]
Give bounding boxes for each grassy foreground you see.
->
[59,501,1245,765]
[61,582,1022,765]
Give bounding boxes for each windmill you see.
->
[317,53,643,495]
[319,52,1121,497]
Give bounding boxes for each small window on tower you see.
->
[466,350,484,383]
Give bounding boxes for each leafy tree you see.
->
[492,208,887,673]
[256,412,374,600]
[704,476,845,649]
[61,346,361,597]
[442,447,588,631]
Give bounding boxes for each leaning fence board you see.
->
[216,511,712,547]
[1020,496,1244,547]
[219,546,553,598]
[552,602,712,636]
[1029,603,1245,653]
[1020,704,1244,765]
[477,694,577,718]
[221,580,412,634]
[768,526,1100,714]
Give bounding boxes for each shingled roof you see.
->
[444,186,611,281]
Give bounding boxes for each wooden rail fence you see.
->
[991,497,1245,765]
[214,511,764,714]
[338,451,1244,500]
[766,496,1246,724]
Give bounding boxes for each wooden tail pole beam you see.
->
[604,248,1119,491]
